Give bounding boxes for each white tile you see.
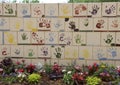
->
[107,47,117,60]
[10,17,23,31]
[3,3,16,16]
[79,46,93,60]
[73,3,87,16]
[4,32,17,44]
[31,3,44,17]
[59,3,72,17]
[0,3,3,15]
[0,17,9,31]
[0,45,11,57]
[45,32,58,44]
[24,18,37,31]
[24,45,38,58]
[0,32,3,44]
[10,45,24,57]
[45,3,58,17]
[38,45,51,58]
[51,45,64,59]
[87,3,101,17]
[102,2,117,16]
[17,3,31,17]
[31,32,45,44]
[73,32,86,45]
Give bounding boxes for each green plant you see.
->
[44,64,52,74]
[28,73,41,84]
[86,76,101,85]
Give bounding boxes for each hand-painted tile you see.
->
[4,32,17,44]
[51,18,64,31]
[93,46,107,60]
[17,3,31,17]
[38,45,51,58]
[0,4,2,15]
[116,32,120,45]
[31,32,45,44]
[79,46,92,60]
[107,47,117,60]
[0,32,3,44]
[45,32,58,44]
[24,45,37,58]
[79,18,93,31]
[0,17,9,31]
[101,32,115,46]
[65,18,79,32]
[102,2,117,16]
[10,18,23,31]
[86,32,100,46]
[116,47,120,59]
[73,32,86,46]
[45,4,58,17]
[3,3,16,16]
[24,18,37,31]
[0,45,10,57]
[10,45,23,57]
[18,32,31,44]
[73,3,87,16]
[94,18,108,31]
[65,46,78,59]
[108,18,119,31]
[31,3,44,17]
[37,17,51,31]
[51,45,64,59]
[88,3,101,17]
[59,3,72,17]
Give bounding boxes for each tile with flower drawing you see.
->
[37,17,51,31]
[86,32,100,46]
[79,46,92,60]
[107,47,117,60]
[31,32,45,45]
[65,18,79,32]
[94,18,108,31]
[117,2,120,16]
[3,3,16,16]
[24,45,37,58]
[87,3,101,17]
[65,46,78,59]
[0,17,9,31]
[24,18,37,31]
[31,4,44,17]
[10,45,23,57]
[51,18,64,32]
[38,45,51,58]
[0,4,2,15]
[108,18,119,31]
[51,45,64,59]
[17,4,31,17]
[4,32,17,45]
[73,32,86,46]
[93,46,107,60]
[18,32,31,44]
[59,3,72,17]
[79,18,93,31]
[10,18,23,31]
[45,4,58,17]
[102,2,117,16]
[0,45,10,57]
[73,3,87,17]
[45,32,58,44]
[101,32,115,46]
[0,32,3,44]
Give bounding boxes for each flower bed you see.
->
[0,58,120,85]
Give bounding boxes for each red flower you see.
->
[18,68,24,72]
[16,61,20,65]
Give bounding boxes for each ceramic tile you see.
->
[0,17,9,31]
[0,3,2,15]
[0,45,11,57]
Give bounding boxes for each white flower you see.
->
[22,74,26,78]
[67,71,72,74]
[18,73,22,77]
[62,69,66,72]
